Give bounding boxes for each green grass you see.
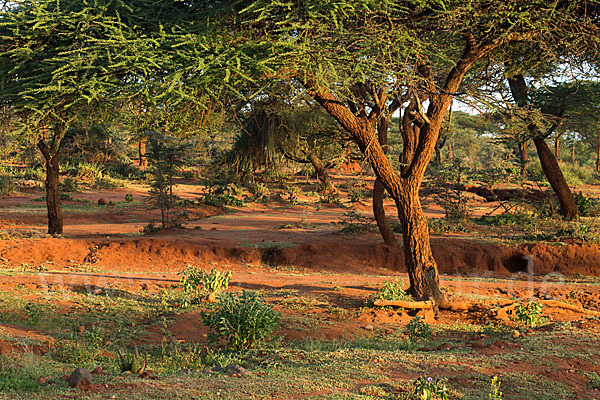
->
[0,280,598,399]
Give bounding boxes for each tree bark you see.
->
[139,139,147,170]
[373,117,398,248]
[306,152,336,194]
[533,138,578,220]
[37,141,64,235]
[301,32,495,302]
[596,132,600,172]
[555,133,560,159]
[518,140,529,176]
[396,186,441,301]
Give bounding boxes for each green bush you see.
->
[574,192,600,217]
[93,175,121,189]
[0,174,16,196]
[200,291,280,350]
[369,279,411,305]
[406,316,432,341]
[478,212,532,227]
[22,167,44,181]
[59,177,80,192]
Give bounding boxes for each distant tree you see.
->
[0,0,157,234]
[147,132,191,229]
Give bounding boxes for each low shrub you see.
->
[200,291,280,350]
[0,174,16,196]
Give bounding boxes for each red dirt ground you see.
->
[1,182,600,398]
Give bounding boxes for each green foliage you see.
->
[478,212,532,227]
[23,302,44,324]
[369,279,411,305]
[489,376,503,399]
[574,192,600,217]
[59,177,80,192]
[204,193,245,207]
[0,354,46,392]
[0,174,16,196]
[21,167,44,181]
[179,266,232,303]
[200,291,280,350]
[93,175,121,189]
[428,218,468,234]
[424,160,472,223]
[147,132,191,228]
[125,193,134,203]
[410,377,450,400]
[117,347,147,374]
[406,317,432,341]
[51,326,107,367]
[586,372,600,389]
[514,301,544,327]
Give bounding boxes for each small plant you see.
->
[59,177,79,192]
[0,174,16,196]
[369,279,411,305]
[117,347,147,374]
[23,302,44,324]
[200,291,280,350]
[574,192,600,217]
[406,316,432,341]
[179,266,232,299]
[428,218,468,234]
[586,372,600,389]
[489,376,503,399]
[411,377,450,400]
[514,301,544,327]
[125,193,134,202]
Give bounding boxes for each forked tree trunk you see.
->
[373,117,398,248]
[533,138,578,219]
[303,32,491,302]
[307,152,336,194]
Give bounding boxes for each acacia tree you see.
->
[225,96,349,192]
[191,1,599,301]
[0,0,159,234]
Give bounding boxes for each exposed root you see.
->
[372,299,434,309]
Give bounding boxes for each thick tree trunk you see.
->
[307,152,336,194]
[41,150,63,235]
[396,186,442,301]
[519,141,529,176]
[533,138,578,220]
